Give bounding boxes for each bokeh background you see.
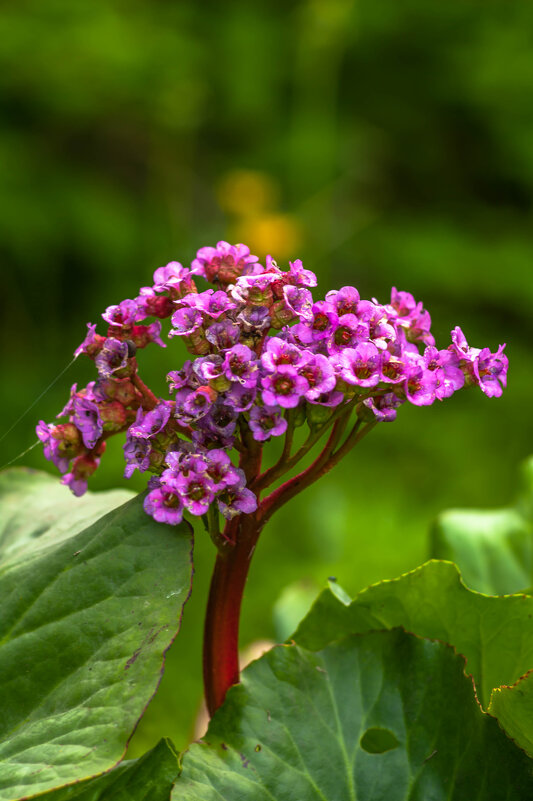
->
[1,0,532,754]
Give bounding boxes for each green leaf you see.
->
[292,560,533,709]
[0,469,193,801]
[431,507,532,595]
[489,674,533,760]
[35,739,178,801]
[431,455,533,595]
[174,630,533,800]
[0,468,133,566]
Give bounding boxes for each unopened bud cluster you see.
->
[37,241,508,525]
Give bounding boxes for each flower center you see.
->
[274,377,294,395]
[313,313,329,331]
[335,327,352,345]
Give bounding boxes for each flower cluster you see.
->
[37,241,508,524]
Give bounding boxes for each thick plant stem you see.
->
[202,418,375,717]
[203,513,262,716]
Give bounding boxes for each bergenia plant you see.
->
[36,241,508,718]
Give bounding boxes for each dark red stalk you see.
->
[202,414,376,717]
[202,512,263,716]
[259,420,376,528]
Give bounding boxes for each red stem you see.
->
[259,420,376,528]
[203,512,263,716]
[202,416,376,717]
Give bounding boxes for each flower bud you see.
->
[210,375,231,393]
[247,285,274,307]
[185,329,211,355]
[100,401,127,432]
[269,300,295,329]
[52,423,82,458]
[306,403,333,428]
[113,379,137,406]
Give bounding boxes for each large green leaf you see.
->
[431,455,533,595]
[293,560,533,708]
[174,630,533,800]
[0,469,193,801]
[35,739,178,801]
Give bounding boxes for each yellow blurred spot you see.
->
[217,170,279,216]
[235,214,303,261]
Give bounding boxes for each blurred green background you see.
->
[0,0,531,754]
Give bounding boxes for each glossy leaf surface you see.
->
[36,739,178,801]
[293,560,533,709]
[0,470,193,800]
[175,630,533,800]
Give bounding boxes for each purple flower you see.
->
[292,301,338,345]
[283,285,313,322]
[225,382,257,412]
[423,346,465,400]
[36,421,70,473]
[404,358,438,406]
[362,393,403,422]
[167,361,199,392]
[95,338,130,378]
[298,354,336,400]
[390,288,434,346]
[230,273,278,304]
[193,354,225,383]
[182,386,217,421]
[144,487,184,525]
[474,345,508,398]
[102,299,143,327]
[327,314,369,353]
[206,319,241,350]
[450,327,508,397]
[129,401,171,439]
[169,307,204,337]
[123,431,152,478]
[380,351,408,384]
[261,337,307,372]
[390,288,418,318]
[286,259,317,288]
[335,343,381,388]
[248,405,288,441]
[218,485,258,519]
[153,261,193,294]
[357,301,396,350]
[237,305,271,332]
[57,383,78,418]
[191,241,259,284]
[307,388,345,407]
[164,448,208,479]
[182,289,237,318]
[261,365,309,408]
[325,286,360,316]
[175,472,215,516]
[73,395,103,449]
[204,450,242,491]
[205,402,238,439]
[223,344,258,387]
[61,453,101,497]
[74,323,102,358]
[61,472,89,497]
